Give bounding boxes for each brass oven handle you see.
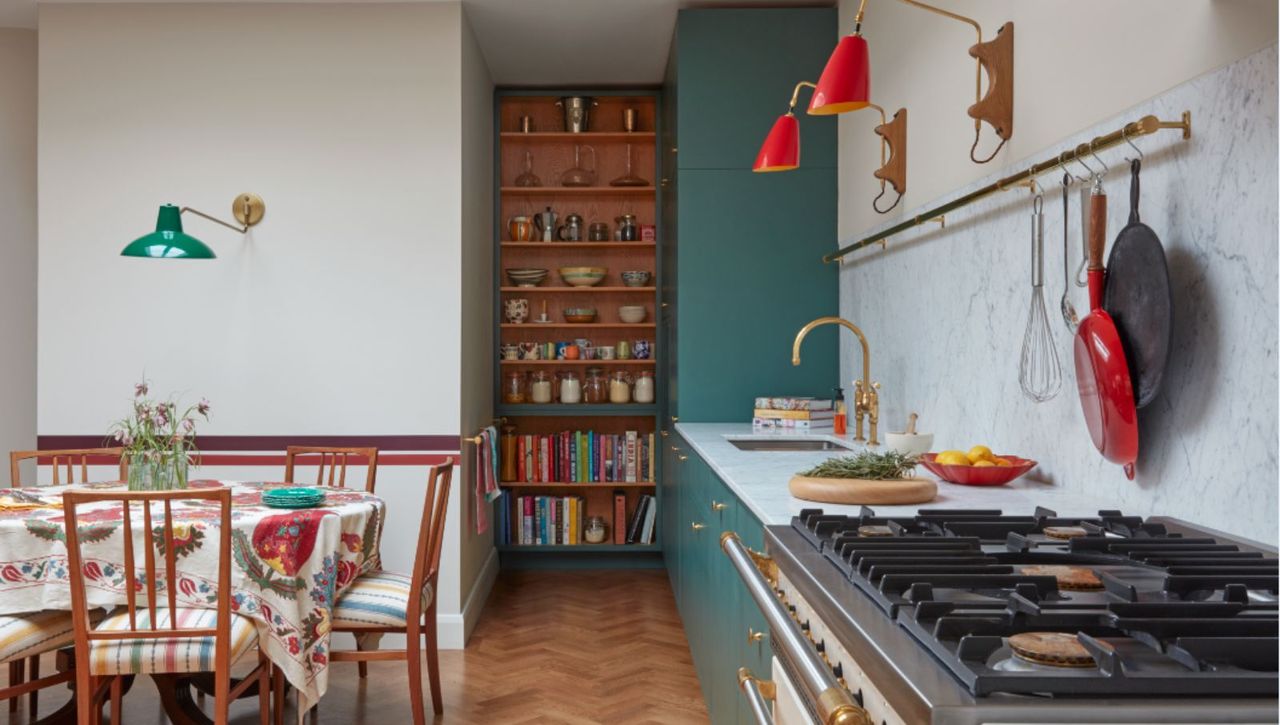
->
[722,532,872,725]
[738,668,776,725]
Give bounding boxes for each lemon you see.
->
[967,445,994,464]
[972,460,997,468]
[935,451,970,466]
[991,457,1012,467]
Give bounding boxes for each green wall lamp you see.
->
[121,193,266,259]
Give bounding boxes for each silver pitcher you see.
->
[532,207,558,242]
[556,96,597,133]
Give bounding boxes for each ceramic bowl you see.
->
[505,268,548,287]
[883,432,934,457]
[919,453,1037,487]
[558,266,607,287]
[563,307,598,324]
[620,270,651,287]
[617,305,646,324]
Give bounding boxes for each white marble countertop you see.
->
[674,422,1144,526]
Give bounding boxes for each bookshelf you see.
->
[493,90,662,566]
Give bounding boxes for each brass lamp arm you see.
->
[179,207,250,234]
[893,0,982,127]
[178,192,266,235]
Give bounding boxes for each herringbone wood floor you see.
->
[10,569,708,724]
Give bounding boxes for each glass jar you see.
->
[558,371,582,404]
[503,370,528,404]
[529,371,554,404]
[583,367,607,403]
[633,370,655,403]
[615,214,638,241]
[584,516,609,544]
[608,371,633,404]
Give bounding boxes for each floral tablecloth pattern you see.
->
[0,481,385,708]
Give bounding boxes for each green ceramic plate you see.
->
[262,487,326,509]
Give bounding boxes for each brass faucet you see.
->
[791,316,880,445]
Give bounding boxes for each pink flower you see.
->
[134,381,149,398]
[197,399,211,417]
[182,418,195,433]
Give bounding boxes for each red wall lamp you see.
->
[754,80,908,214]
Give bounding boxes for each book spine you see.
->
[626,431,638,482]
[752,408,836,420]
[612,491,626,545]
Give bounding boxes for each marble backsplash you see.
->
[838,46,1278,544]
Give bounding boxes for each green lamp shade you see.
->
[120,205,216,259]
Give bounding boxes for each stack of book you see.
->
[623,493,657,545]
[513,430,655,483]
[752,397,836,430]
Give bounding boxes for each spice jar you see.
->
[502,371,528,404]
[608,371,633,404]
[583,367,607,403]
[584,516,609,544]
[615,214,638,241]
[633,370,655,403]
[529,371,554,404]
[558,371,582,404]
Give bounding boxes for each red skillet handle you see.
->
[1087,190,1107,311]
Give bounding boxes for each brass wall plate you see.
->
[232,193,266,227]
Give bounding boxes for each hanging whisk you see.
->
[1019,193,1062,402]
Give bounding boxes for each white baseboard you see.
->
[436,545,498,650]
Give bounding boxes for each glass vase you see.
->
[127,452,189,491]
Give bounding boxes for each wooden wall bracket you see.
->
[967,22,1014,162]
[872,108,907,213]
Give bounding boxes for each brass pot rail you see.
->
[823,111,1191,264]
[722,532,872,725]
[462,417,508,445]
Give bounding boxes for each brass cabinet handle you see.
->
[748,627,766,644]
[678,455,688,461]
[660,430,669,437]
[691,522,706,531]
[671,415,679,422]
[738,668,775,725]
[711,500,728,512]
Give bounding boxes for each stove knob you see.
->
[788,604,796,614]
[815,640,825,654]
[832,662,843,679]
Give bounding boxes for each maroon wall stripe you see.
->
[38,435,461,452]
[41,454,457,467]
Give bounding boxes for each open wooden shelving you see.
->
[494,91,662,560]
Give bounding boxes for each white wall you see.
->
[838,0,1279,239]
[37,2,461,438]
[456,5,497,641]
[37,2,480,643]
[0,28,37,475]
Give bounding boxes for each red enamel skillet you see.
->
[1073,187,1139,478]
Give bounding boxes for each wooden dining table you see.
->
[0,480,387,724]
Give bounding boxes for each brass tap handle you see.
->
[851,380,867,442]
[866,382,881,446]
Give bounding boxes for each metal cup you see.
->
[519,115,533,133]
[623,108,638,132]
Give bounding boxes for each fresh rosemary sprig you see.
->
[798,451,918,480]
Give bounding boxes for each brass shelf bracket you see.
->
[824,111,1191,264]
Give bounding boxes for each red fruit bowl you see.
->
[919,453,1037,487]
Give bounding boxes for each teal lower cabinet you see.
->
[664,432,770,724]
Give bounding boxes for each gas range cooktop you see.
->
[791,507,1279,698]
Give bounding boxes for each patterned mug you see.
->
[596,346,616,360]
[504,298,529,324]
[500,344,520,360]
[633,340,652,360]
[519,342,541,360]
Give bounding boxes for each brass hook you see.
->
[1121,126,1144,163]
[1086,138,1111,175]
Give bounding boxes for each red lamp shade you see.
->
[808,33,870,115]
[753,113,800,172]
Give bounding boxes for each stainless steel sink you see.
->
[727,438,851,452]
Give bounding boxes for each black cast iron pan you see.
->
[1103,158,1172,408]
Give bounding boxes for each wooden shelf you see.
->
[501,323,654,329]
[500,359,654,366]
[500,482,656,489]
[500,132,656,141]
[501,186,656,196]
[500,286,655,293]
[497,543,660,553]
[500,242,656,248]
[497,403,657,416]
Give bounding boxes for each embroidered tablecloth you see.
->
[0,480,385,708]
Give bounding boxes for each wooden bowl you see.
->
[919,453,1037,487]
[563,307,597,324]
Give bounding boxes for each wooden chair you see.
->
[322,458,453,723]
[63,488,273,725]
[1,610,77,718]
[9,448,126,487]
[283,446,379,493]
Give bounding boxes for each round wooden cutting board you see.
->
[787,475,937,505]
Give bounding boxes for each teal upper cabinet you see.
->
[676,7,837,171]
[664,7,839,423]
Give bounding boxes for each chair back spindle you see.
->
[284,446,378,493]
[9,448,127,487]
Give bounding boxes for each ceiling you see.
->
[2,0,833,84]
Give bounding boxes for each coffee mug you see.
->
[617,340,632,360]
[504,298,529,324]
[633,339,652,360]
[564,344,581,360]
[500,344,520,360]
[574,338,593,360]
[543,342,556,360]
[597,346,616,360]
[519,342,541,360]
[509,216,533,242]
[555,341,571,359]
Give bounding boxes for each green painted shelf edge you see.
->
[496,403,657,416]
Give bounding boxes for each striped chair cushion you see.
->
[89,608,258,675]
[0,610,76,664]
[332,571,432,628]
